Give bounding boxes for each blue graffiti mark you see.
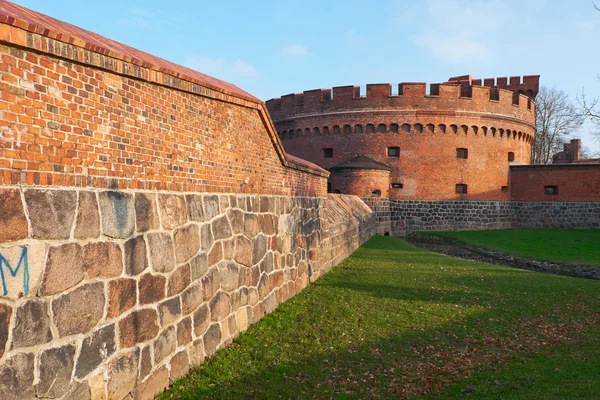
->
[0,247,29,296]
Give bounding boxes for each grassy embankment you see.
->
[161,235,600,399]
[417,229,600,266]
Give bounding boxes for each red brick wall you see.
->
[266,82,535,201]
[330,169,390,198]
[510,165,600,202]
[0,25,327,197]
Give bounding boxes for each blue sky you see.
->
[11,0,600,151]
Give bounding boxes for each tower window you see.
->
[455,184,468,194]
[391,183,403,189]
[508,152,515,162]
[456,148,468,159]
[323,148,333,158]
[544,186,558,195]
[387,146,400,158]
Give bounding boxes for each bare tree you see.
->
[578,81,600,137]
[581,144,600,159]
[532,86,584,164]
[578,2,600,137]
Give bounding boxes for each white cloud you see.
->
[282,44,308,60]
[414,31,492,63]
[117,8,177,28]
[401,0,512,63]
[575,20,595,33]
[185,56,259,83]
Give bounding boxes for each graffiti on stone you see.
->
[0,243,46,300]
[0,247,29,296]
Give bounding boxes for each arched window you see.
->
[414,123,423,134]
[438,124,447,134]
[401,123,411,133]
[333,125,340,135]
[313,127,320,135]
[366,124,375,133]
[377,124,387,133]
[450,124,458,134]
[390,123,399,133]
[355,124,363,133]
[426,124,435,134]
[343,124,352,134]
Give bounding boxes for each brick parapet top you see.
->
[0,0,258,103]
[510,164,600,169]
[266,76,539,125]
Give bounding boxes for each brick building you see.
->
[267,75,540,201]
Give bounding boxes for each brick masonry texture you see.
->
[0,188,375,399]
[266,77,538,201]
[510,165,600,202]
[0,2,327,197]
[364,199,600,236]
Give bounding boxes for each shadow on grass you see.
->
[162,236,600,400]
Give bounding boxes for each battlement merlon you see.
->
[265,76,539,124]
[448,75,540,99]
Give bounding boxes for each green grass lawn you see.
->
[161,236,600,399]
[417,229,600,266]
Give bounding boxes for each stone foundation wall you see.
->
[385,200,512,237]
[0,188,374,400]
[510,201,600,229]
[365,199,600,236]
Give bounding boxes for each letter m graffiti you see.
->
[0,247,29,297]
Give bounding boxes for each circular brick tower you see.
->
[266,75,539,200]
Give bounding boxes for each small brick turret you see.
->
[552,139,582,164]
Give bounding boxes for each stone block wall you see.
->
[385,200,512,236]
[315,195,376,279]
[366,199,600,236]
[511,202,600,229]
[0,188,374,399]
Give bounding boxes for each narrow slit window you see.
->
[391,183,403,189]
[387,146,400,158]
[456,148,468,159]
[508,152,515,162]
[455,184,468,194]
[323,148,333,158]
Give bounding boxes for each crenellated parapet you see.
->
[447,75,540,99]
[266,75,539,125]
